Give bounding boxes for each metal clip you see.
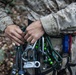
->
[23,61,40,68]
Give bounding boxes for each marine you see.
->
[0,0,76,75]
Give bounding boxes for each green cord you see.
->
[46,36,62,60]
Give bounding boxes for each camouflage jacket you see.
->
[0,7,13,32]
[25,1,76,74]
[1,0,76,34]
[25,0,76,35]
[0,0,27,32]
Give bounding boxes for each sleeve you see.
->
[40,3,76,35]
[0,8,13,32]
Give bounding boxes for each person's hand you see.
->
[24,20,45,43]
[5,25,25,46]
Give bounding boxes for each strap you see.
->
[69,35,72,54]
[57,69,66,75]
[67,66,72,75]
[52,70,57,75]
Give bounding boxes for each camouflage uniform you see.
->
[0,0,13,32]
[25,1,76,75]
[0,0,76,75]
[0,0,27,32]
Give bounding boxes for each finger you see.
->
[9,33,24,44]
[16,27,24,36]
[5,33,12,41]
[24,33,30,40]
[12,39,20,46]
[27,36,33,42]
[31,39,36,44]
[11,30,24,41]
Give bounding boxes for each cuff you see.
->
[40,14,60,35]
[0,16,13,32]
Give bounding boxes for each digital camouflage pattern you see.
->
[0,0,27,32]
[1,0,76,34]
[25,0,76,35]
[0,8,13,32]
[0,0,76,75]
